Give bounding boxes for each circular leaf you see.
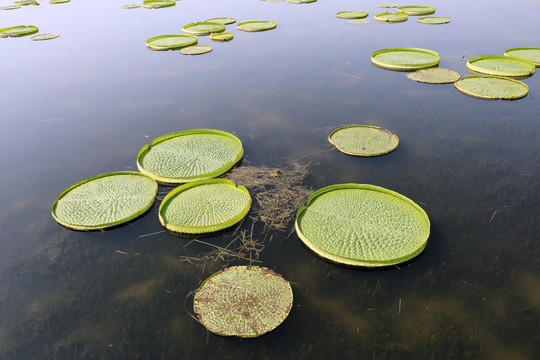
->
[146,34,197,51]
[143,1,175,9]
[467,55,536,77]
[137,129,244,184]
[397,5,436,15]
[374,12,408,23]
[52,172,158,231]
[31,33,60,41]
[194,266,293,338]
[288,0,316,3]
[180,45,213,55]
[237,20,277,32]
[182,22,225,36]
[372,47,440,71]
[336,11,369,19]
[210,32,234,42]
[0,25,39,37]
[122,4,142,9]
[0,5,22,10]
[504,47,540,67]
[407,68,461,83]
[377,3,398,8]
[329,125,399,157]
[295,184,431,267]
[206,17,236,25]
[454,75,529,100]
[417,16,450,24]
[50,0,70,3]
[159,179,251,234]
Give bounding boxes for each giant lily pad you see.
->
[397,5,436,15]
[237,20,277,32]
[504,47,540,67]
[288,0,316,3]
[159,179,251,234]
[0,5,21,10]
[180,45,213,55]
[0,25,39,37]
[372,47,439,71]
[329,125,399,157]
[295,184,430,267]
[454,75,529,100]
[205,17,236,25]
[210,32,234,42]
[374,12,408,23]
[467,55,536,77]
[193,266,293,338]
[143,0,175,8]
[146,34,197,51]
[407,68,460,83]
[52,172,158,231]
[182,22,225,36]
[49,0,70,3]
[137,129,244,184]
[417,16,450,24]
[336,11,369,19]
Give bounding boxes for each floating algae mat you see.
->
[193,266,293,338]
[237,20,277,32]
[159,179,251,234]
[329,125,399,157]
[336,11,369,19]
[52,172,158,231]
[407,68,460,83]
[210,32,234,42]
[295,184,430,267]
[504,47,540,67]
[180,45,212,55]
[467,55,536,77]
[137,129,244,184]
[417,16,450,24]
[397,5,436,15]
[31,33,60,41]
[454,75,529,100]
[182,22,225,36]
[0,25,38,37]
[372,47,439,70]
[374,12,408,23]
[146,34,197,51]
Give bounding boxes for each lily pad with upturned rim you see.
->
[31,33,60,41]
[504,47,540,67]
[295,184,431,267]
[193,266,293,338]
[397,5,436,15]
[122,4,142,9]
[372,47,440,71]
[159,179,251,234]
[182,22,226,36]
[377,3,398,8]
[417,16,450,24]
[14,1,37,5]
[206,17,236,25]
[0,5,21,10]
[50,0,71,3]
[288,0,316,3]
[210,32,234,42]
[467,55,535,77]
[454,75,529,100]
[146,34,197,51]
[52,172,158,231]
[374,12,408,23]
[143,1,175,8]
[0,25,39,37]
[237,20,277,32]
[137,129,244,184]
[180,45,213,55]
[336,11,369,19]
[407,68,460,83]
[329,125,399,157]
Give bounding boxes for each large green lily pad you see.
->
[237,20,277,32]
[0,25,39,37]
[467,55,536,77]
[194,266,293,338]
[0,5,21,10]
[31,33,60,41]
[329,125,399,157]
[454,75,529,100]
[407,68,460,83]
[159,179,251,234]
[372,47,440,71]
[397,5,436,15]
[205,17,236,25]
[180,45,213,55]
[137,129,244,184]
[336,11,369,19]
[182,22,226,36]
[374,12,408,23]
[295,184,430,267]
[146,34,197,51]
[417,16,450,24]
[143,0,175,8]
[504,47,540,67]
[52,172,158,231]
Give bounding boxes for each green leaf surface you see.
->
[504,47,540,67]
[372,47,440,70]
[0,25,39,37]
[0,5,21,10]
[210,32,234,42]
[146,34,197,50]
[180,45,213,55]
[397,5,436,15]
[182,22,226,36]
[143,1,175,9]
[467,55,536,77]
[205,17,236,25]
[237,20,277,32]
[454,75,529,100]
[336,11,369,19]
[407,68,460,83]
[329,125,399,157]
[31,33,60,41]
[374,12,408,23]
[417,16,450,24]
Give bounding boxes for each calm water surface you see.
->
[1,0,539,359]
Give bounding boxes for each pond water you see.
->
[1,0,539,359]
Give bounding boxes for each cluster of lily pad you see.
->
[0,0,70,9]
[0,24,59,41]
[336,4,450,25]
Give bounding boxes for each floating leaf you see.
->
[349,19,369,24]
[295,184,431,267]
[329,125,399,157]
[143,0,175,8]
[0,25,39,37]
[182,22,225,36]
[14,1,37,5]
[417,16,450,24]
[52,172,158,231]
[237,20,277,32]
[504,47,540,67]
[288,0,316,3]
[336,11,369,19]
[210,32,234,42]
[31,33,60,41]
[0,5,21,10]
[378,3,398,8]
[194,266,293,338]
[467,55,536,77]
[374,12,408,23]
[397,5,436,15]
[122,4,141,9]
[50,0,70,3]
[454,75,529,100]
[146,34,197,51]
[180,44,213,55]
[407,68,460,83]
[206,17,236,25]
[372,47,439,71]
[137,129,244,184]
[159,179,251,234]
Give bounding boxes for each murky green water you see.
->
[1,0,539,359]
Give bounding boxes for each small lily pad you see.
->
[417,16,450,24]
[159,179,251,234]
[407,68,460,83]
[146,34,197,51]
[329,125,399,157]
[372,47,440,71]
[15,1,37,5]
[349,19,369,24]
[182,22,225,36]
[0,5,21,10]
[504,47,540,67]
[377,3,398,8]
[336,11,369,19]
[397,5,436,15]
[0,25,39,37]
[454,75,529,100]
[206,17,236,25]
[143,0,175,8]
[31,33,60,41]
[467,55,536,77]
[237,20,277,32]
[180,45,213,55]
[374,12,408,23]
[288,0,316,3]
[194,266,293,338]
[50,0,70,3]
[210,32,234,42]
[122,4,141,9]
